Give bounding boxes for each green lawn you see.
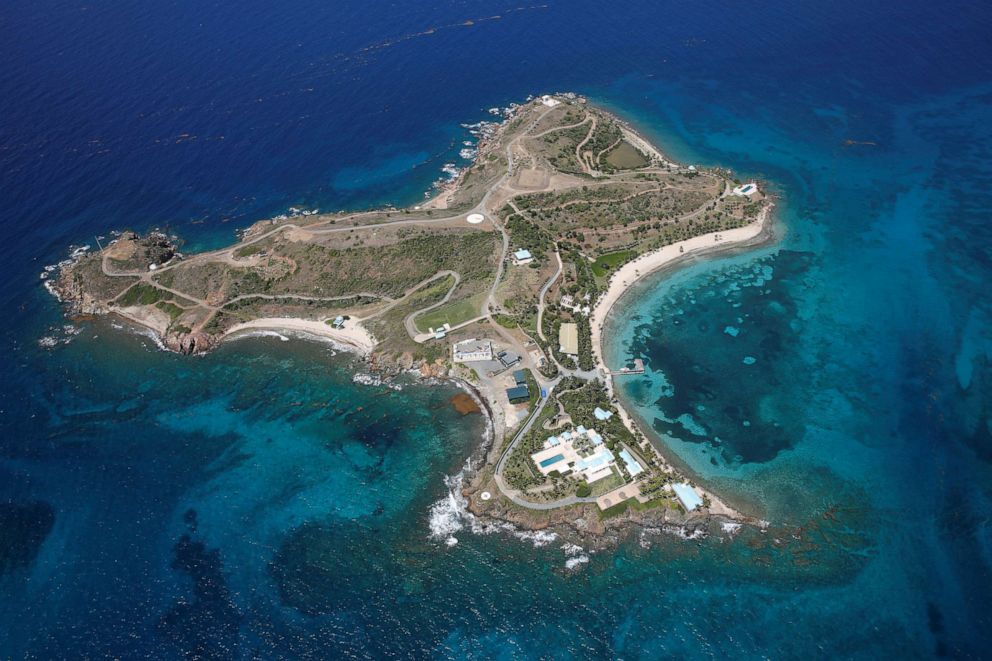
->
[591,250,636,277]
[589,467,625,497]
[414,293,484,332]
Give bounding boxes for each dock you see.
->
[609,358,645,376]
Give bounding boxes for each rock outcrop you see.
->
[163,330,215,355]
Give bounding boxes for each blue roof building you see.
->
[594,407,613,421]
[619,449,644,477]
[672,483,703,511]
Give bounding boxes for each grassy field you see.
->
[589,468,625,497]
[604,141,649,169]
[414,292,484,332]
[116,282,168,306]
[591,249,636,277]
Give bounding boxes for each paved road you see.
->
[535,250,562,343]
[402,270,460,339]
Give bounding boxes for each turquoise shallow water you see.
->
[3,0,992,656]
[603,76,992,653]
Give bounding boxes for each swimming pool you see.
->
[539,454,565,468]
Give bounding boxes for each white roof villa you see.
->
[593,406,613,421]
[452,338,493,363]
[671,483,704,511]
[512,249,534,265]
[531,426,617,484]
[618,448,644,477]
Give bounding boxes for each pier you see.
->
[608,358,645,376]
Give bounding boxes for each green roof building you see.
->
[505,385,530,404]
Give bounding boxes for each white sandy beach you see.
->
[590,205,773,373]
[222,317,377,356]
[587,205,774,521]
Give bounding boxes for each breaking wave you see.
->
[427,464,558,548]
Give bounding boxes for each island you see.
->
[49,94,774,541]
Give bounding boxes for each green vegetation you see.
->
[280,231,498,299]
[640,214,752,253]
[233,243,264,258]
[603,141,649,170]
[503,396,557,490]
[522,368,541,409]
[366,275,457,361]
[576,315,594,371]
[591,249,636,277]
[221,295,369,320]
[504,212,554,259]
[414,292,483,333]
[70,257,138,301]
[514,179,718,250]
[557,377,636,449]
[597,491,672,520]
[541,121,591,174]
[116,283,168,307]
[492,313,519,329]
[155,301,184,321]
[590,468,624,497]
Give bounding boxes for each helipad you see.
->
[467,213,485,224]
[480,491,492,501]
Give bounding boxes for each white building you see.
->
[530,426,617,484]
[452,338,494,363]
[512,249,534,265]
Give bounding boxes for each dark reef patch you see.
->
[628,250,813,465]
[0,500,55,574]
[158,511,242,659]
[269,521,391,617]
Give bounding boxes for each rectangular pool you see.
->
[539,454,565,468]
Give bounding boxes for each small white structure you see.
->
[331,315,345,329]
[541,95,560,107]
[467,213,485,224]
[560,294,575,310]
[452,338,494,363]
[512,249,534,265]
[148,263,158,271]
[593,407,613,421]
[480,491,492,501]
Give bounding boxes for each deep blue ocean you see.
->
[3,0,992,657]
